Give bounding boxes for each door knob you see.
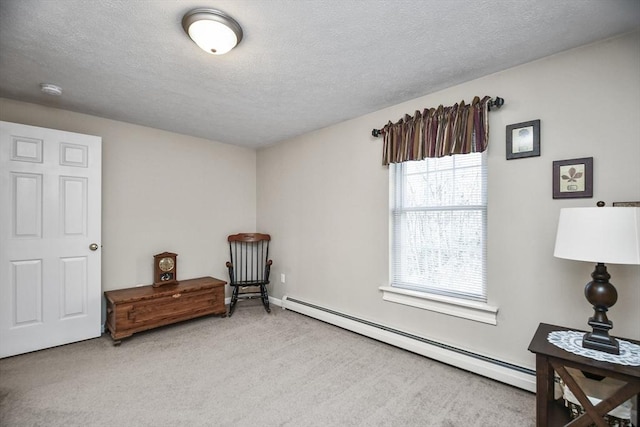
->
[89,243,99,251]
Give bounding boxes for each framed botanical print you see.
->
[552,157,593,199]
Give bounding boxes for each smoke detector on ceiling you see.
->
[40,83,62,96]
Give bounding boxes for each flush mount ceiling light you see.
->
[182,8,243,55]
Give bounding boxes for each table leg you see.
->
[536,354,555,427]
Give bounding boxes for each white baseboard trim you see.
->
[279,295,536,393]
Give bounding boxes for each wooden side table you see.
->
[528,323,640,427]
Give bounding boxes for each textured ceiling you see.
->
[1,0,639,148]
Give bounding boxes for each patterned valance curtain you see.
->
[381,96,492,165]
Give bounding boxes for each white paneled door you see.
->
[0,121,102,358]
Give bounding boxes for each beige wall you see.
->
[257,31,640,369]
[1,31,637,370]
[0,99,257,292]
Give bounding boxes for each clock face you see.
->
[158,257,175,272]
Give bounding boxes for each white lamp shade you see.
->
[554,207,640,264]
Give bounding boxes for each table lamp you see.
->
[553,204,640,355]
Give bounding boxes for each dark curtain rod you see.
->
[371,96,505,138]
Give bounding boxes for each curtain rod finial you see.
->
[372,129,382,138]
[489,97,504,110]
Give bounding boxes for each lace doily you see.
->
[547,331,640,366]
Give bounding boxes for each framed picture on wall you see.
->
[613,201,640,207]
[506,120,540,160]
[552,157,593,199]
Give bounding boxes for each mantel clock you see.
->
[153,252,178,287]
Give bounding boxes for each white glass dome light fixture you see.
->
[182,8,243,55]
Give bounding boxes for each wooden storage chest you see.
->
[104,276,226,343]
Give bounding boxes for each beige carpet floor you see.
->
[0,301,535,426]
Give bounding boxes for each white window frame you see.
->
[382,152,498,325]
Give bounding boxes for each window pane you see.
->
[404,169,454,207]
[391,152,487,301]
[454,165,484,205]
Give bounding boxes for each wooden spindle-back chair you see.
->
[226,233,272,316]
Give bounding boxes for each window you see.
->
[390,152,487,302]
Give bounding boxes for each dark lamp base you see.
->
[583,331,620,355]
[582,263,620,355]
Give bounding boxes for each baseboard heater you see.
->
[279,296,536,393]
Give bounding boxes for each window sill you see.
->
[379,286,498,325]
